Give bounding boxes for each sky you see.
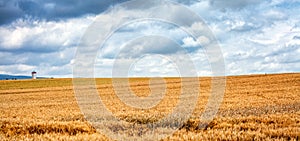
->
[0,0,299,78]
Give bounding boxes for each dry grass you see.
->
[0,73,299,140]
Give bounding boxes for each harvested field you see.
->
[0,73,299,140]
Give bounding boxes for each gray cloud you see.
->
[293,36,300,40]
[0,0,128,25]
[208,0,262,10]
[0,0,202,25]
[117,36,184,59]
[0,47,75,66]
[0,0,23,24]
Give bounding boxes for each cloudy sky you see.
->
[0,0,299,77]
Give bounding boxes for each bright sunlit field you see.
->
[0,73,299,140]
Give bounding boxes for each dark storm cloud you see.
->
[0,0,129,25]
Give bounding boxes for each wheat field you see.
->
[0,73,299,140]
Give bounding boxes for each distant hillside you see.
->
[0,74,32,80]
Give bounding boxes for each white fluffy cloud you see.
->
[0,15,95,77]
[194,0,300,75]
